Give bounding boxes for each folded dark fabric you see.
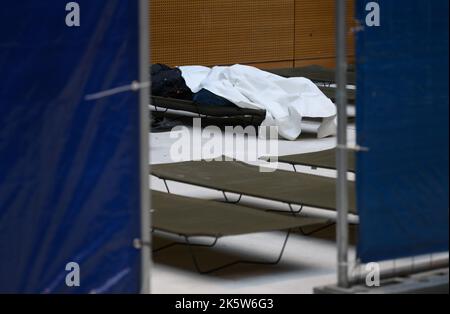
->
[150,63,193,100]
[193,88,237,108]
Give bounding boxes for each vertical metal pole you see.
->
[138,0,151,294]
[336,0,349,288]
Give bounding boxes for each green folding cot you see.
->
[151,190,330,273]
[262,148,356,173]
[150,159,357,214]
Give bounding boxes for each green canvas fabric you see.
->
[152,190,328,237]
[265,149,356,172]
[151,159,357,214]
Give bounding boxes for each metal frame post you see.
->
[336,0,350,288]
[138,0,151,294]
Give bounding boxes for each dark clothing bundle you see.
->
[150,63,236,108]
[150,63,193,100]
[193,88,235,108]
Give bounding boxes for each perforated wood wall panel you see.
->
[294,0,355,62]
[150,0,295,67]
[150,0,355,68]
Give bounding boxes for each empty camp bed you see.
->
[151,190,330,273]
[263,148,356,172]
[269,65,357,85]
[151,159,357,214]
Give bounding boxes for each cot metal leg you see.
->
[152,241,179,253]
[185,230,291,274]
[162,179,171,193]
[153,236,219,253]
[299,222,336,236]
[291,164,318,172]
[265,203,303,216]
[152,106,168,115]
[288,203,304,215]
[222,191,243,204]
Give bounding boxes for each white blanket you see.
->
[179,64,337,140]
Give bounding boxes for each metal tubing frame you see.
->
[153,237,220,253]
[184,230,291,274]
[138,0,151,294]
[349,257,449,285]
[336,0,350,288]
[152,230,291,274]
[299,221,337,237]
[222,191,243,204]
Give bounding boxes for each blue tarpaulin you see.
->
[356,0,449,262]
[0,1,143,292]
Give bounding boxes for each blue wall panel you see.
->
[0,1,142,292]
[356,0,449,262]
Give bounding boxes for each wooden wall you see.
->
[150,0,355,69]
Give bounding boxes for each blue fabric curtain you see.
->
[0,1,142,292]
[356,0,449,262]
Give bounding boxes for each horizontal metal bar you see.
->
[349,256,449,285]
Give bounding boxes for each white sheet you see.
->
[179,64,337,140]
